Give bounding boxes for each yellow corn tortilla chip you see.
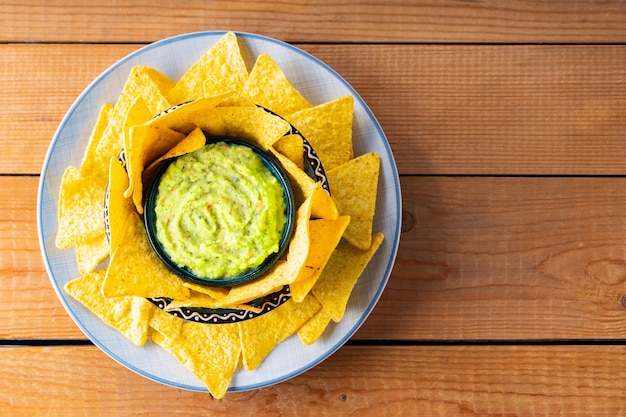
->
[312,233,384,322]
[297,308,333,346]
[310,180,339,220]
[165,290,221,310]
[190,106,290,150]
[242,53,312,116]
[102,212,190,300]
[149,306,183,339]
[80,103,114,179]
[64,269,152,346]
[182,281,229,300]
[146,94,234,134]
[75,233,109,275]
[238,295,320,370]
[286,95,354,171]
[55,166,107,248]
[151,321,241,399]
[269,147,316,206]
[142,127,207,190]
[95,66,174,171]
[327,152,380,250]
[216,261,292,308]
[168,31,248,105]
[272,134,304,170]
[202,79,256,107]
[289,216,350,303]
[106,157,136,254]
[125,124,186,213]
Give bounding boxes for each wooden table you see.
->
[3,1,626,415]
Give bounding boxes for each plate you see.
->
[37,31,402,392]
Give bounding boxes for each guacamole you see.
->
[154,141,287,279]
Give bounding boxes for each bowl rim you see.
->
[143,135,296,288]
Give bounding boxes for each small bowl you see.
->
[143,136,295,288]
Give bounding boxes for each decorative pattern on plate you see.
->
[147,286,291,324]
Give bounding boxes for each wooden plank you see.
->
[0,176,82,339]
[9,175,626,340]
[3,1,626,44]
[3,44,626,176]
[1,345,625,416]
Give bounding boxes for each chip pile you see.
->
[57,32,383,398]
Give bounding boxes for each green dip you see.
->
[154,141,287,279]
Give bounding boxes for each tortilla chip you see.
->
[242,53,312,116]
[216,261,292,307]
[102,212,190,300]
[312,233,384,322]
[125,124,186,213]
[142,126,207,185]
[168,31,248,105]
[80,103,114,179]
[326,152,380,250]
[269,148,316,206]
[95,66,173,169]
[64,269,152,346]
[148,305,183,339]
[286,95,354,171]
[310,180,339,220]
[75,233,109,275]
[190,106,290,150]
[151,321,241,399]
[55,166,107,248]
[272,134,304,170]
[106,158,136,254]
[297,308,333,346]
[182,281,229,300]
[238,295,320,370]
[289,216,350,302]
[147,94,234,134]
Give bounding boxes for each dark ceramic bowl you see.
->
[143,136,295,288]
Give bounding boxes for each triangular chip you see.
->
[142,126,207,186]
[216,261,292,307]
[151,321,241,399]
[64,269,152,346]
[125,124,186,213]
[80,103,114,180]
[272,134,304,170]
[242,53,312,116]
[146,94,234,134]
[297,308,333,346]
[148,306,183,339]
[269,147,316,206]
[95,66,174,170]
[326,152,380,249]
[190,106,290,150]
[106,157,135,254]
[102,212,190,300]
[312,233,384,322]
[75,233,109,275]
[182,281,229,300]
[286,95,354,171]
[310,180,339,220]
[238,295,320,370]
[168,32,248,105]
[289,216,350,302]
[55,166,107,248]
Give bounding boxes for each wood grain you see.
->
[11,175,626,340]
[3,1,626,44]
[1,345,625,416]
[4,44,626,176]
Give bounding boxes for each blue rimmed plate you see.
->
[37,31,401,393]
